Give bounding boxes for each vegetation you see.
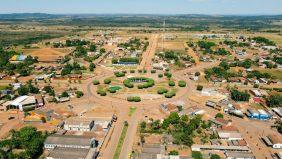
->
[267,94,282,107]
[215,113,224,119]
[210,154,221,159]
[97,89,107,96]
[75,91,84,98]
[127,96,141,102]
[164,91,176,98]
[104,78,112,84]
[168,80,175,87]
[128,106,137,117]
[157,88,168,94]
[123,77,154,89]
[192,151,203,159]
[113,122,128,159]
[0,126,47,159]
[252,36,275,46]
[231,89,250,101]
[92,80,100,85]
[178,80,186,87]
[114,71,126,77]
[168,150,179,155]
[197,85,203,91]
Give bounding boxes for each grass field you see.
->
[128,106,137,117]
[113,123,129,159]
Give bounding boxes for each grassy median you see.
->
[113,121,129,159]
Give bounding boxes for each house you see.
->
[8,96,36,111]
[249,89,262,97]
[252,97,264,104]
[272,108,282,118]
[11,83,22,89]
[44,135,97,149]
[257,109,271,120]
[206,100,216,108]
[246,109,260,119]
[262,134,282,149]
[55,96,70,103]
[9,54,27,63]
[64,118,95,132]
[217,125,242,140]
[35,95,44,107]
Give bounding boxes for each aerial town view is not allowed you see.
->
[0,1,282,159]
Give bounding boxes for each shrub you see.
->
[253,84,259,88]
[169,80,175,87]
[127,96,141,102]
[231,89,250,101]
[215,113,224,119]
[143,70,147,73]
[93,80,100,85]
[192,151,203,159]
[168,150,179,156]
[138,85,144,89]
[178,80,186,87]
[75,91,84,98]
[130,70,135,73]
[157,88,168,94]
[195,72,200,76]
[104,78,111,84]
[109,89,116,93]
[197,85,203,91]
[138,69,142,73]
[97,89,107,96]
[151,70,156,74]
[210,154,221,159]
[114,72,125,77]
[158,74,163,78]
[164,72,172,78]
[165,91,176,98]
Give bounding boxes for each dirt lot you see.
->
[24,48,71,62]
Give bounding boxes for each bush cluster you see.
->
[157,88,168,94]
[114,71,125,77]
[127,96,141,102]
[93,80,100,85]
[97,89,107,96]
[178,80,186,87]
[165,91,176,98]
[124,77,154,89]
[104,78,111,84]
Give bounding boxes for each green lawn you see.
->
[128,106,137,117]
[113,123,129,159]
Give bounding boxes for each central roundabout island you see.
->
[92,70,187,102]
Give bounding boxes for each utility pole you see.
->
[162,19,166,52]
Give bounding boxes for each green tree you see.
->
[169,150,179,155]
[215,113,224,119]
[192,151,203,159]
[211,154,221,159]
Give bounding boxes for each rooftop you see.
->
[44,135,94,147]
[48,147,90,159]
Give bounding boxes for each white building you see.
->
[64,118,94,132]
[8,96,36,111]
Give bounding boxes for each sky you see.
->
[0,0,282,15]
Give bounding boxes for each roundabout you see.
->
[91,69,189,103]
